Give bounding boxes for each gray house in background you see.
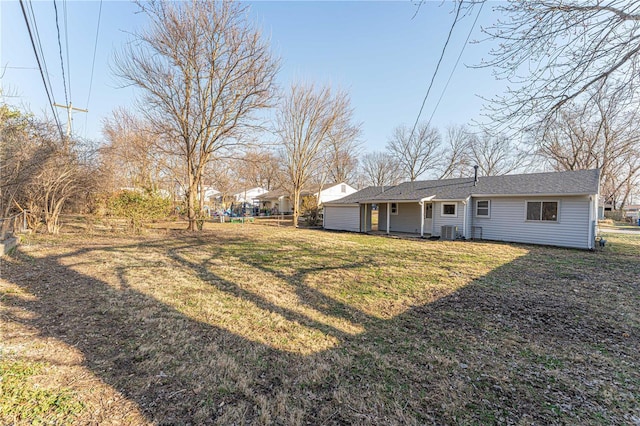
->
[323,169,600,250]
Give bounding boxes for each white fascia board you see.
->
[358,199,422,204]
[419,195,435,203]
[323,203,359,207]
[469,192,596,198]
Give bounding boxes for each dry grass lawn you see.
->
[1,223,639,425]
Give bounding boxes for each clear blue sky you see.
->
[1,1,505,153]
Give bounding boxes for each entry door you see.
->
[424,203,433,234]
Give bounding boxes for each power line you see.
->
[2,66,39,70]
[427,1,485,125]
[27,0,62,126]
[63,0,72,102]
[18,0,65,140]
[409,1,463,141]
[85,0,103,109]
[53,0,69,108]
[84,0,103,138]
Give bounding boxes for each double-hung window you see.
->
[391,203,398,215]
[476,200,490,217]
[526,201,558,222]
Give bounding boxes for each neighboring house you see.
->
[256,188,293,214]
[624,204,640,222]
[257,182,357,214]
[233,187,268,204]
[323,169,600,250]
[203,187,220,201]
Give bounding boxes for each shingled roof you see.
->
[328,169,600,204]
[324,186,389,204]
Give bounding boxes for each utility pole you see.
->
[53,102,88,139]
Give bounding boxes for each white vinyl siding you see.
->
[471,196,592,249]
[432,201,465,237]
[323,205,360,232]
[379,202,422,233]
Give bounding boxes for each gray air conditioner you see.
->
[441,225,458,241]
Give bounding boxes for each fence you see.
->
[0,211,28,240]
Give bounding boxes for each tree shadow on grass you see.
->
[1,233,639,424]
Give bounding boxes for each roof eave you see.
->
[470,192,597,197]
[323,202,359,207]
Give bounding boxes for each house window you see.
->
[441,203,457,217]
[425,203,433,219]
[391,203,398,215]
[341,184,347,193]
[476,200,490,217]
[526,201,558,222]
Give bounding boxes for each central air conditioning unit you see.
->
[441,225,458,241]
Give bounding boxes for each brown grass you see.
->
[1,224,639,425]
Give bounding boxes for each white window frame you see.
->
[391,203,399,215]
[341,184,347,193]
[525,200,559,222]
[441,202,457,217]
[475,200,490,218]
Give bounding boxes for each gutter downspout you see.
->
[420,201,425,238]
[594,194,599,241]
[387,202,391,235]
[588,195,594,249]
[462,199,468,239]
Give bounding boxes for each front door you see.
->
[424,203,433,234]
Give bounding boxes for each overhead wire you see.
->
[427,1,485,125]
[53,0,69,108]
[63,0,72,101]
[408,1,463,141]
[27,0,61,125]
[18,0,65,140]
[84,0,103,137]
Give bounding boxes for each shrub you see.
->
[107,190,171,232]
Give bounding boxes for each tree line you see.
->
[2,0,639,233]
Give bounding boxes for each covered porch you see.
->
[360,198,434,237]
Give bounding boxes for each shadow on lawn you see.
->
[2,233,640,424]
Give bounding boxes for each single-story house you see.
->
[257,182,357,214]
[323,169,600,250]
[624,204,640,222]
[233,187,268,204]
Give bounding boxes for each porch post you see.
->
[364,204,368,232]
[420,202,424,238]
[386,202,390,235]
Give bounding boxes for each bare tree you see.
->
[479,1,640,129]
[437,124,472,179]
[324,118,362,184]
[386,122,441,181]
[1,108,94,233]
[536,87,640,209]
[468,131,526,176]
[238,149,282,191]
[1,104,33,217]
[276,82,356,227]
[114,1,279,230]
[101,108,167,192]
[360,151,405,187]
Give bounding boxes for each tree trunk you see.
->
[292,188,300,228]
[187,170,197,231]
